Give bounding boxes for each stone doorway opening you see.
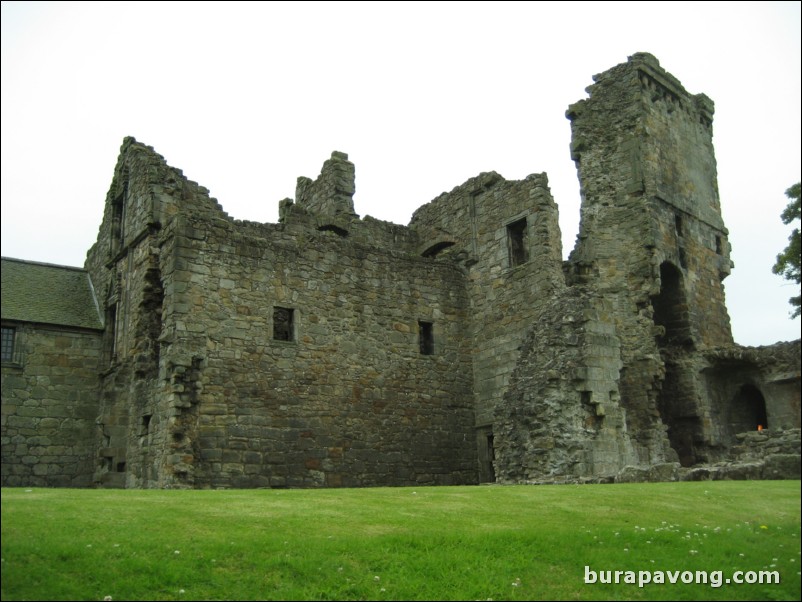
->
[652,262,692,348]
[730,384,768,433]
[652,261,701,466]
[476,426,496,483]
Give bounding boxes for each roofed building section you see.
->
[1,257,103,330]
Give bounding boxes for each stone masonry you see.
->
[2,53,799,488]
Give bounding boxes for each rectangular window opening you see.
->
[1,326,16,362]
[419,321,434,355]
[273,307,295,341]
[507,218,528,267]
[715,235,723,255]
[675,214,683,236]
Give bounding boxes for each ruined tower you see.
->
[493,53,798,484]
[567,52,735,466]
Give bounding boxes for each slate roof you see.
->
[1,257,103,330]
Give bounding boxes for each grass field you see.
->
[1,481,800,601]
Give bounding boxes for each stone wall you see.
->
[1,324,101,486]
[84,139,479,489]
[162,211,477,488]
[410,172,564,481]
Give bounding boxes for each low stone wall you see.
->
[615,428,801,483]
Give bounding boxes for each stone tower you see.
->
[566,52,734,467]
[492,53,788,484]
[567,52,732,342]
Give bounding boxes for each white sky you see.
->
[2,1,800,346]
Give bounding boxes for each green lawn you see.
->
[1,481,800,601]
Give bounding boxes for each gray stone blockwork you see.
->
[1,325,101,487]
[2,53,799,488]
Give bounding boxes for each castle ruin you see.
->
[2,53,799,489]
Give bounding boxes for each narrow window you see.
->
[140,414,152,436]
[1,326,16,362]
[674,214,683,236]
[111,180,128,255]
[106,303,118,365]
[507,218,528,267]
[273,307,294,341]
[419,321,434,355]
[715,235,723,255]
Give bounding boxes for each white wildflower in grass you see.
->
[689,550,699,555]
[512,578,521,587]
[623,548,629,552]
[374,576,380,582]
[179,589,185,595]
[380,588,386,592]
[174,550,180,555]
[104,596,112,601]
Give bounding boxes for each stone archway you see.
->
[730,384,768,434]
[652,262,701,466]
[652,262,692,348]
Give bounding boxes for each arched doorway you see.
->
[652,262,692,348]
[730,384,768,433]
[652,262,701,466]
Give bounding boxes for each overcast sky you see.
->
[2,1,800,346]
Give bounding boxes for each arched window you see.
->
[651,262,692,348]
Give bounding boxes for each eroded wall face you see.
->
[1,325,101,487]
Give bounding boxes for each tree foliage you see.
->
[772,182,801,318]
